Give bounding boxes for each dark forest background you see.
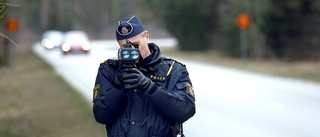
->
[1,0,320,61]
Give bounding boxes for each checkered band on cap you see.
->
[116,16,145,40]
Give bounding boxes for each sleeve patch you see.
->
[93,84,100,102]
[186,82,195,97]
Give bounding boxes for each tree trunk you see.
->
[40,0,49,30]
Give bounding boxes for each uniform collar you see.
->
[138,43,163,73]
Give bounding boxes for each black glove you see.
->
[121,68,152,91]
[112,69,124,89]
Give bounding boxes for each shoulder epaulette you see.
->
[163,57,185,66]
[100,57,119,66]
[100,60,108,64]
[173,59,185,66]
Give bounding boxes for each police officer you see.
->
[92,16,196,137]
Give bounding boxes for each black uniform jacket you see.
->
[92,43,195,137]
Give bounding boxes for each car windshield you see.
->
[65,32,88,42]
[43,31,64,40]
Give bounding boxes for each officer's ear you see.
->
[141,30,149,41]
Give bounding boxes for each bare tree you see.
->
[40,0,49,30]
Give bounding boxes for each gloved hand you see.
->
[113,72,122,85]
[112,69,124,89]
[121,68,152,91]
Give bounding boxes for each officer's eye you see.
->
[132,43,140,47]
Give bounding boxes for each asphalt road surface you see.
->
[33,39,320,137]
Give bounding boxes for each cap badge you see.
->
[121,27,129,35]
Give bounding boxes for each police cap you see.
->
[116,16,145,40]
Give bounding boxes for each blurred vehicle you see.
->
[61,31,91,55]
[41,30,64,50]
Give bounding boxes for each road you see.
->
[33,39,320,137]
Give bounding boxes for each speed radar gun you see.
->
[117,39,140,68]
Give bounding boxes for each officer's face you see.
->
[118,31,150,59]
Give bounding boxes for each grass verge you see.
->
[0,45,105,137]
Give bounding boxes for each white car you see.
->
[61,31,91,55]
[41,30,64,49]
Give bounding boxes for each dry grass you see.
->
[0,46,105,137]
[162,47,320,83]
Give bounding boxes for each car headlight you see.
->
[61,43,71,52]
[41,39,47,47]
[42,39,55,49]
[82,42,91,51]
